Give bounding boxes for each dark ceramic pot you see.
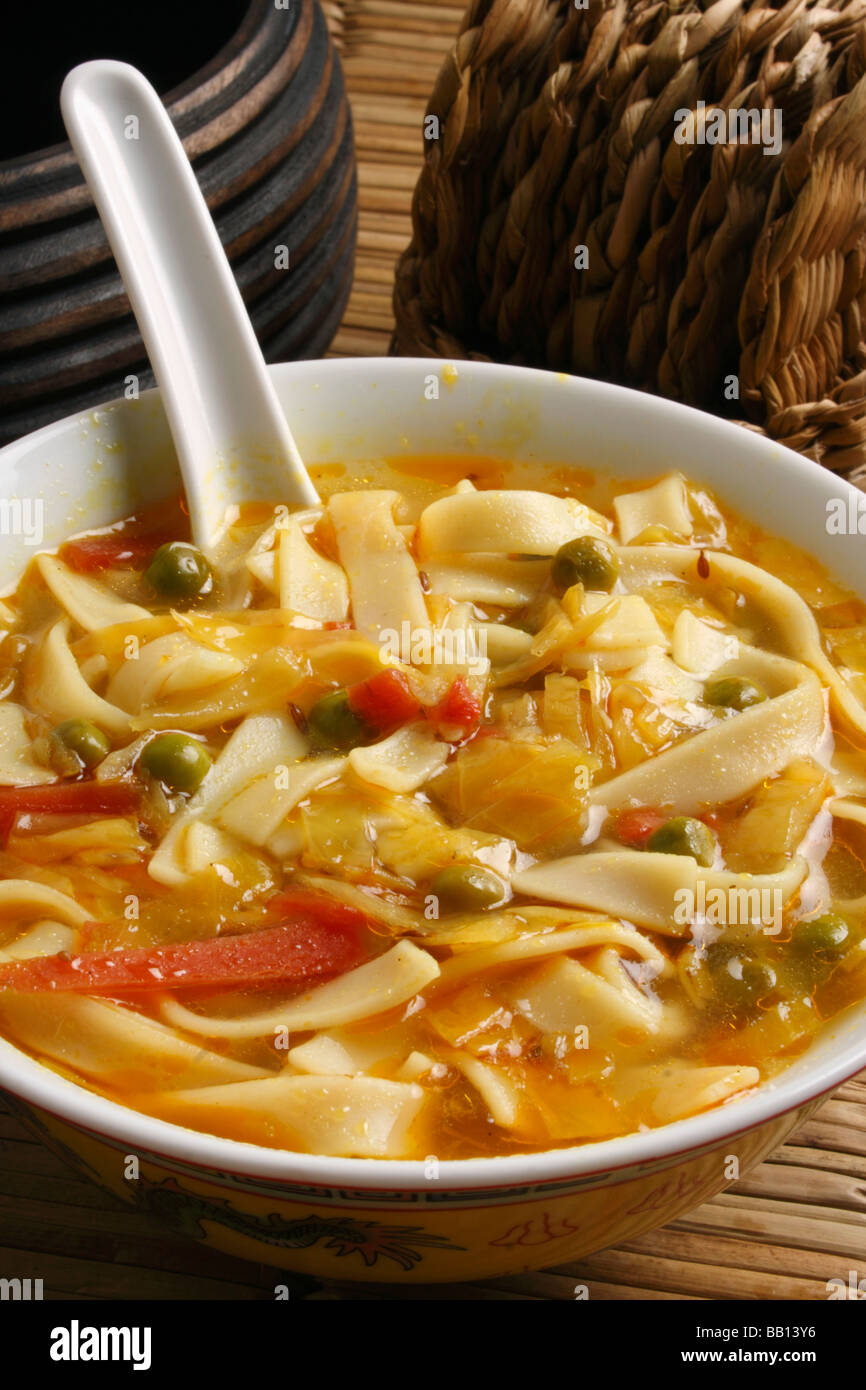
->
[0,0,356,443]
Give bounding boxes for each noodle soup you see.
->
[0,462,864,1161]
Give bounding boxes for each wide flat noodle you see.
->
[620,1062,760,1124]
[613,475,693,544]
[431,921,666,993]
[107,632,243,713]
[277,517,349,623]
[349,723,449,793]
[448,1051,523,1128]
[25,620,131,737]
[500,953,663,1041]
[329,491,429,655]
[287,1025,407,1075]
[156,1073,425,1157]
[588,648,824,815]
[424,554,550,606]
[563,595,668,668]
[158,939,440,1038]
[672,609,739,676]
[0,879,90,928]
[513,853,808,934]
[619,545,866,738]
[0,702,56,786]
[36,554,149,631]
[149,711,304,885]
[417,490,608,557]
[216,755,340,849]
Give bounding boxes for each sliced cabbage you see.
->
[8,816,147,865]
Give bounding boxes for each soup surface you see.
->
[0,458,865,1160]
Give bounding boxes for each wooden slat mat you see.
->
[326,0,461,356]
[0,0,864,1302]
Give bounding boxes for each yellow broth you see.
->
[0,460,863,1160]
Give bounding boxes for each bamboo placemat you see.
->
[0,0,864,1303]
[325,0,461,358]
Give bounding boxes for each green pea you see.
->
[430,864,509,913]
[791,912,851,957]
[145,542,212,601]
[307,690,369,750]
[704,675,767,711]
[139,732,212,794]
[551,537,619,594]
[646,816,716,867]
[49,718,110,773]
[707,944,777,1007]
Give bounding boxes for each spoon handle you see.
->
[61,60,319,555]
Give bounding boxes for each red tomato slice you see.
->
[0,781,140,848]
[61,533,170,573]
[427,677,482,735]
[0,918,365,995]
[0,782,138,818]
[263,888,369,931]
[346,669,421,730]
[615,807,668,846]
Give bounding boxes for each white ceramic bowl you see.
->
[0,359,863,1283]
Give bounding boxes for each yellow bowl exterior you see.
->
[5,1093,822,1283]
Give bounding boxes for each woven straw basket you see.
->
[393,0,866,483]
